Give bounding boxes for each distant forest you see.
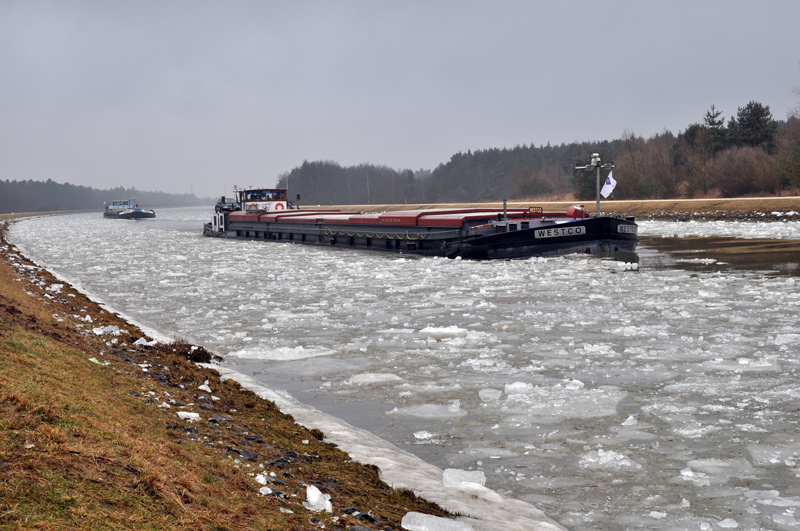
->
[277,101,800,204]
[3,100,799,213]
[0,180,210,215]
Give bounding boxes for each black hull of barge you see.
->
[203,216,637,260]
[104,211,156,220]
[452,217,637,259]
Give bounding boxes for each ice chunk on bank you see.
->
[443,469,486,488]
[93,325,120,336]
[133,337,158,347]
[442,469,502,502]
[177,412,200,422]
[303,485,332,513]
[401,512,475,530]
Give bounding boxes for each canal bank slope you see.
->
[0,222,454,530]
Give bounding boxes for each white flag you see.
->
[600,171,616,198]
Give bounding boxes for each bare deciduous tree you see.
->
[706,146,779,196]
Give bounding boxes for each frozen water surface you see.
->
[9,208,800,530]
[640,219,800,240]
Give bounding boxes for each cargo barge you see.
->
[103,199,156,219]
[202,188,637,259]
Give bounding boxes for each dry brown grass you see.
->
[0,222,451,530]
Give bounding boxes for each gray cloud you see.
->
[2,0,799,198]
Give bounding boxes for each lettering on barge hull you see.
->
[534,226,586,239]
[618,224,637,234]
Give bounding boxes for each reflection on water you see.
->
[639,235,800,276]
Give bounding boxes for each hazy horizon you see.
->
[2,1,799,198]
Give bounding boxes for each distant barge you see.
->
[202,188,637,259]
[103,199,156,220]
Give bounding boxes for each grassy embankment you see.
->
[0,220,450,530]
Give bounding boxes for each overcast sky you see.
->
[2,1,799,198]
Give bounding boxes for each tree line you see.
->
[276,161,423,205]
[278,100,800,204]
[4,100,799,212]
[0,179,209,214]
[611,101,798,200]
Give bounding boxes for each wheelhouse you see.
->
[235,188,288,212]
